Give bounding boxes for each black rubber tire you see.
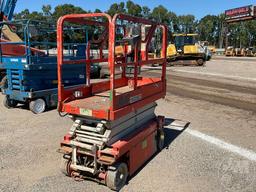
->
[197,58,205,66]
[106,162,128,191]
[95,69,101,79]
[3,96,18,109]
[156,129,165,151]
[60,156,72,177]
[29,98,46,114]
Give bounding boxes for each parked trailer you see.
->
[0,19,101,113]
[57,13,167,191]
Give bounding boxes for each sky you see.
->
[15,0,256,19]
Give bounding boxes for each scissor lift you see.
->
[57,13,167,191]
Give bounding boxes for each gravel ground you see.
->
[0,93,256,192]
[0,58,256,192]
[214,55,256,62]
[171,56,256,80]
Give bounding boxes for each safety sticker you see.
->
[80,108,92,116]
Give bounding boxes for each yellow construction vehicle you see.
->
[200,41,216,54]
[167,33,206,66]
[225,46,235,56]
[208,45,216,54]
[235,48,246,57]
[245,47,256,57]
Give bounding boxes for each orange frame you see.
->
[57,13,167,121]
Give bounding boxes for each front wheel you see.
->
[3,96,18,109]
[29,98,46,114]
[106,162,128,191]
[60,156,72,177]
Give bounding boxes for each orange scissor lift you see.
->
[57,13,167,191]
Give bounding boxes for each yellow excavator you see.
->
[167,33,206,66]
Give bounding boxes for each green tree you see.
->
[107,2,126,16]
[142,6,151,18]
[151,5,170,24]
[15,9,44,20]
[216,13,226,48]
[126,1,142,17]
[42,5,52,16]
[94,9,102,13]
[197,15,218,45]
[178,14,196,33]
[53,4,86,20]
[168,11,178,25]
[14,9,30,19]
[11,2,256,49]
[243,20,256,47]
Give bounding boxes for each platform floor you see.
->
[66,85,133,111]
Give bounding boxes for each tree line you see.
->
[14,1,256,48]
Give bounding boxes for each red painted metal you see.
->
[57,13,167,121]
[0,15,45,57]
[60,116,164,176]
[58,14,167,188]
[0,39,45,56]
[225,5,256,23]
[107,116,164,176]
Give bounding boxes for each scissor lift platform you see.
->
[62,77,165,120]
[57,13,167,191]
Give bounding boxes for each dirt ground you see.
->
[0,56,256,192]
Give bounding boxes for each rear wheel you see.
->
[156,129,165,151]
[29,98,46,114]
[3,96,18,108]
[106,162,128,191]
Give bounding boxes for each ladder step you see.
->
[75,137,104,146]
[76,133,107,142]
[75,130,107,138]
[80,124,105,133]
[70,140,93,151]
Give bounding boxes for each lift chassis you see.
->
[59,115,165,190]
[57,13,167,191]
